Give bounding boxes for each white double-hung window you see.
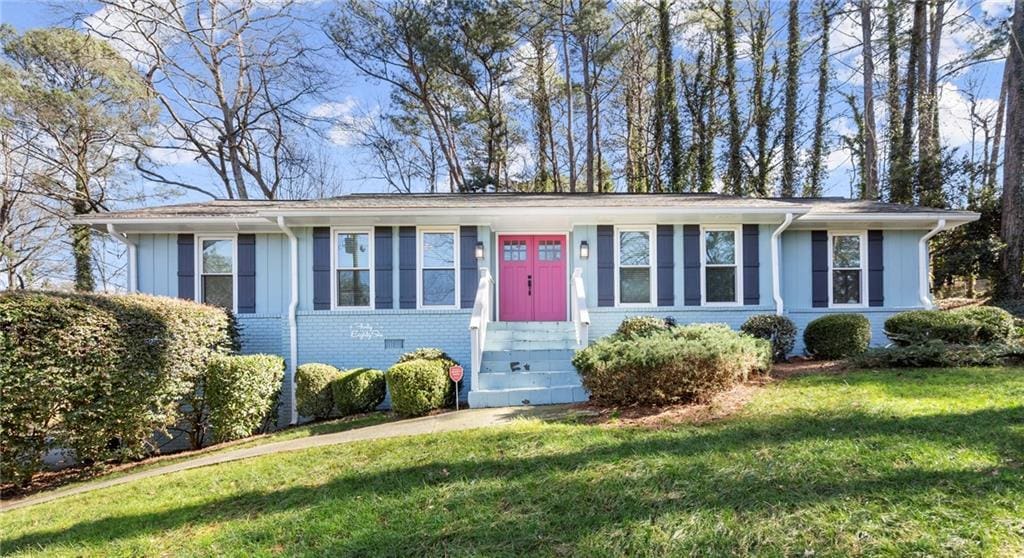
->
[702,227,741,304]
[829,232,866,306]
[334,230,372,308]
[197,237,235,311]
[419,229,458,308]
[616,227,655,305]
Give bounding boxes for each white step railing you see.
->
[570,268,590,347]
[468,267,493,391]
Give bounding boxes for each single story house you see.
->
[80,193,978,423]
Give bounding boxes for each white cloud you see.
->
[936,82,999,147]
[309,98,373,147]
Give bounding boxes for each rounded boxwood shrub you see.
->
[0,291,236,485]
[615,315,670,339]
[803,314,872,359]
[396,347,459,405]
[740,314,797,362]
[331,368,386,416]
[387,359,449,416]
[295,363,341,419]
[572,324,771,406]
[205,354,285,444]
[884,306,1016,346]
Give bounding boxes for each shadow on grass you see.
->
[5,403,1023,555]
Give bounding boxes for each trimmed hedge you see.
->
[396,347,459,406]
[854,340,1024,369]
[572,324,771,406]
[803,314,872,359]
[0,291,236,485]
[884,306,1016,346]
[740,314,797,362]
[295,363,341,419]
[387,359,449,416]
[615,315,670,339]
[332,368,386,416]
[205,354,284,444]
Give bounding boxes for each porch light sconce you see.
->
[475,241,485,260]
[579,240,590,260]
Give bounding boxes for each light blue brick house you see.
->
[81,193,978,422]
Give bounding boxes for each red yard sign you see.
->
[449,365,464,383]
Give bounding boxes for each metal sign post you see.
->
[449,365,464,411]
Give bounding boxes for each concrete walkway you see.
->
[1,405,574,513]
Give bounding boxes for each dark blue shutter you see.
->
[743,225,760,305]
[177,234,194,300]
[374,227,393,309]
[811,230,829,308]
[460,226,478,309]
[312,227,331,310]
[868,230,884,307]
[237,234,256,313]
[398,226,417,309]
[596,225,614,307]
[683,225,701,306]
[657,225,674,306]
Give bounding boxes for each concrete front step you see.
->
[468,385,589,408]
[484,340,580,351]
[477,370,581,390]
[488,321,576,332]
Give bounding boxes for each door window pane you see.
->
[503,240,526,261]
[422,269,455,306]
[705,267,737,303]
[619,268,651,304]
[538,240,562,261]
[705,231,736,265]
[202,239,233,273]
[202,275,233,310]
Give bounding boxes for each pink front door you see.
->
[498,235,567,321]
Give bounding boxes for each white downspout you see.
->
[771,213,795,316]
[276,216,300,425]
[106,224,137,293]
[918,218,947,309]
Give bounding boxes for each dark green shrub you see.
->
[803,314,872,359]
[740,314,797,362]
[854,340,1023,369]
[204,354,284,444]
[0,291,236,485]
[387,359,449,416]
[295,363,341,419]
[395,347,459,405]
[572,324,771,406]
[884,306,1016,346]
[332,368,386,416]
[615,315,670,339]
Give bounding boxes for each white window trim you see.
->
[194,234,238,313]
[700,225,744,306]
[417,227,460,309]
[331,227,374,310]
[613,225,657,307]
[828,230,868,308]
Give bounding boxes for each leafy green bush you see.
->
[0,291,236,485]
[395,347,459,405]
[740,314,797,362]
[295,363,341,419]
[572,324,771,406]
[615,315,670,339]
[884,306,1016,346]
[331,368,386,416]
[803,314,872,359]
[387,359,449,416]
[854,340,1024,369]
[204,354,284,444]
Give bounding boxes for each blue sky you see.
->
[0,0,1013,207]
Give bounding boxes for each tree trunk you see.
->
[860,0,879,200]
[560,0,577,193]
[723,0,743,195]
[582,37,595,193]
[989,62,1010,190]
[72,164,94,291]
[892,0,925,204]
[1000,0,1024,299]
[918,0,945,207]
[885,0,903,197]
[807,0,832,197]
[781,0,801,197]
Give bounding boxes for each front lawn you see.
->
[2,367,1023,557]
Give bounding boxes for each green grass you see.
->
[2,367,1023,557]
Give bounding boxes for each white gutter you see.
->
[276,216,300,425]
[106,224,137,293]
[918,218,947,309]
[770,213,795,315]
